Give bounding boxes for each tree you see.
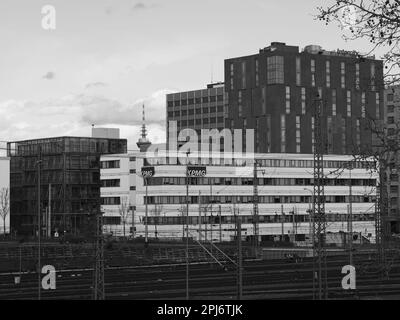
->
[119,196,130,238]
[0,188,10,235]
[317,0,400,85]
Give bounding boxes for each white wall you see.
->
[0,157,10,234]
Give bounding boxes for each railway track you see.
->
[1,254,400,300]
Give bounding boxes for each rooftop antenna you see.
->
[141,103,147,139]
[137,103,151,152]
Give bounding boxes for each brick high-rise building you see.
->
[383,85,400,234]
[224,42,384,154]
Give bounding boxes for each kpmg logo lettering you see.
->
[187,166,207,177]
[141,167,155,178]
[145,121,255,166]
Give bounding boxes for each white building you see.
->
[0,157,10,234]
[100,152,378,244]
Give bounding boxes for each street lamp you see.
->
[35,153,43,301]
[185,150,190,300]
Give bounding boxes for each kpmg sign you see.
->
[187,166,207,177]
[141,166,155,178]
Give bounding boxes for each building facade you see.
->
[166,82,227,145]
[7,132,127,236]
[384,85,400,234]
[224,42,384,154]
[0,157,10,234]
[100,152,378,244]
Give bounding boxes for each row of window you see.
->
[144,195,375,205]
[176,117,225,127]
[168,105,224,117]
[231,56,378,90]
[101,160,120,169]
[141,157,376,170]
[101,179,120,188]
[142,213,375,225]
[167,95,224,108]
[235,86,380,119]
[145,177,376,187]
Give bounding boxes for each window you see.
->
[267,56,284,84]
[296,116,301,153]
[241,61,246,89]
[311,59,316,87]
[255,58,259,87]
[355,63,360,89]
[181,99,187,106]
[101,179,120,188]
[101,197,121,205]
[130,169,136,174]
[301,88,306,114]
[341,62,346,88]
[129,157,136,161]
[210,96,216,103]
[238,91,243,117]
[296,57,301,86]
[332,89,337,116]
[388,93,394,102]
[262,87,267,115]
[188,98,194,105]
[281,115,286,152]
[101,160,120,169]
[326,60,331,88]
[285,86,291,114]
[202,97,209,103]
[371,63,376,91]
[356,119,361,147]
[341,118,346,154]
[347,90,352,117]
[230,63,234,90]
[327,116,333,153]
[388,116,395,124]
[167,101,174,108]
[361,92,366,118]
[175,100,181,107]
[376,92,380,119]
[388,105,395,113]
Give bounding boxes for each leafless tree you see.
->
[119,196,130,238]
[0,188,10,235]
[317,0,400,85]
[152,204,163,239]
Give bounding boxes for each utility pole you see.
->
[219,205,222,243]
[198,191,202,241]
[236,213,242,300]
[312,95,328,300]
[48,184,51,238]
[145,177,148,244]
[348,164,353,266]
[281,205,285,242]
[36,145,42,301]
[93,211,105,300]
[185,151,190,300]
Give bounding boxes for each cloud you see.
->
[42,71,55,80]
[0,89,175,150]
[85,82,108,89]
[132,2,146,10]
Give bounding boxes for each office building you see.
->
[384,85,400,234]
[7,129,127,236]
[224,42,384,154]
[166,82,227,144]
[101,152,378,244]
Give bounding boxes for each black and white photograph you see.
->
[1,0,400,309]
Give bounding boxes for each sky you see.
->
[0,0,381,154]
